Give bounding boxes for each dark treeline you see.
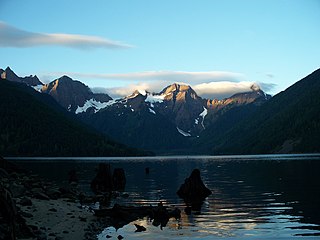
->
[0,80,149,157]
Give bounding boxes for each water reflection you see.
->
[13,155,320,239]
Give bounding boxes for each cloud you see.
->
[43,70,275,99]
[59,70,245,83]
[193,81,258,99]
[257,82,277,92]
[92,80,272,100]
[56,70,250,99]
[92,81,172,98]
[0,21,133,49]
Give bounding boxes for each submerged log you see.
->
[94,203,181,230]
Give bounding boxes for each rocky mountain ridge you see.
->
[1,67,273,153]
[0,67,43,87]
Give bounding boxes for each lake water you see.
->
[12,154,320,239]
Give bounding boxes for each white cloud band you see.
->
[0,21,133,49]
[58,70,245,83]
[43,70,275,99]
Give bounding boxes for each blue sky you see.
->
[1,0,319,98]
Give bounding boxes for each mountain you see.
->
[41,75,112,113]
[75,83,270,153]
[0,79,147,157]
[1,67,273,154]
[77,88,189,153]
[0,66,43,87]
[155,84,205,135]
[208,68,320,154]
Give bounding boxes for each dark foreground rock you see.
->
[177,169,212,213]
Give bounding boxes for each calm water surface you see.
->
[12,154,320,239]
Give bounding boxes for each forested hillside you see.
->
[0,80,147,156]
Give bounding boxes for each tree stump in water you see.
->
[113,168,126,191]
[91,163,113,193]
[91,164,126,192]
[177,169,212,212]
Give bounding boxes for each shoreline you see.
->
[0,156,109,239]
[1,157,182,240]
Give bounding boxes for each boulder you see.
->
[46,188,61,200]
[19,197,32,206]
[10,183,26,198]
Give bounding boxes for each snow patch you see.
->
[131,108,135,112]
[177,127,191,137]
[149,108,156,114]
[199,107,208,129]
[75,98,115,114]
[138,89,147,96]
[145,94,165,103]
[195,119,199,125]
[32,84,43,92]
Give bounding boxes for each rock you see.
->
[91,163,113,193]
[117,235,124,240]
[19,197,32,206]
[34,230,47,240]
[106,235,112,238]
[134,224,146,232]
[177,169,212,212]
[10,182,27,198]
[0,156,22,173]
[46,188,61,200]
[20,211,33,218]
[121,193,129,198]
[145,167,150,174]
[112,168,126,191]
[68,169,78,183]
[48,208,57,212]
[0,185,16,240]
[0,168,9,178]
[33,192,50,200]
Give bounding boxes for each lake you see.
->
[12,154,320,239]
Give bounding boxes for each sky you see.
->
[0,0,319,99]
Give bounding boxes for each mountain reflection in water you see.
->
[13,154,320,239]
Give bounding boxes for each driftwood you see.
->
[94,203,181,230]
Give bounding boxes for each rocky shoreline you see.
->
[1,157,211,240]
[1,156,104,239]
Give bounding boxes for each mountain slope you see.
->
[41,76,112,113]
[0,80,146,157]
[78,90,189,153]
[211,68,320,154]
